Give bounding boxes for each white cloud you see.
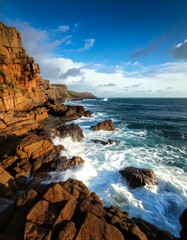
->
[57,25,70,32]
[78,38,95,51]
[8,20,187,98]
[48,35,72,48]
[173,39,187,59]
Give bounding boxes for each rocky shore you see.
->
[0,22,186,240]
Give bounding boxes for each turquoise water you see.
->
[48,98,187,236]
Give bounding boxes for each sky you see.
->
[1,0,187,97]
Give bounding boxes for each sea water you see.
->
[45,98,187,236]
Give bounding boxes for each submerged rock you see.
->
[119,166,157,188]
[91,139,118,145]
[90,119,115,131]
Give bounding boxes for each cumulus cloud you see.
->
[57,25,70,32]
[172,39,187,59]
[60,68,82,79]
[8,20,187,97]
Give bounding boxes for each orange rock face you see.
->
[0,22,47,111]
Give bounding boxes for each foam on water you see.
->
[44,99,187,237]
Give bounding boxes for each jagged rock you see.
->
[0,132,83,181]
[0,179,179,240]
[0,165,17,198]
[46,101,92,120]
[119,166,157,188]
[50,156,84,171]
[57,123,84,142]
[90,119,115,131]
[179,208,187,239]
[14,133,55,177]
[45,82,72,102]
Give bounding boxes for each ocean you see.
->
[45,98,187,236]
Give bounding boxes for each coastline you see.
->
[0,22,187,240]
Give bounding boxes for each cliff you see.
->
[0,22,94,137]
[0,22,47,111]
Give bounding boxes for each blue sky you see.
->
[1,0,187,97]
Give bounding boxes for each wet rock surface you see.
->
[90,119,115,131]
[46,101,92,121]
[119,166,157,188]
[57,123,84,142]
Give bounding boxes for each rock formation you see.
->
[57,123,84,142]
[119,166,157,188]
[46,101,92,120]
[0,22,94,137]
[90,119,115,131]
[0,22,49,136]
[0,22,47,111]
[0,179,177,240]
[91,139,117,145]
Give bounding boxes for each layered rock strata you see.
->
[0,22,47,111]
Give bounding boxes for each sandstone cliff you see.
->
[0,22,47,111]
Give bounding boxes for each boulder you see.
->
[50,156,84,171]
[119,166,157,188]
[57,123,84,142]
[90,119,115,131]
[14,133,55,177]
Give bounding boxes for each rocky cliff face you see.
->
[0,22,47,111]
